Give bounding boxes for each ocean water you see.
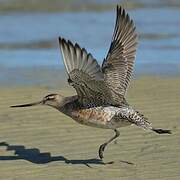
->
[0,7,179,85]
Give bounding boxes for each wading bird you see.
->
[11,6,171,159]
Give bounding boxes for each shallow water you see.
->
[0,6,180,85]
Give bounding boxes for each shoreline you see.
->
[0,65,179,87]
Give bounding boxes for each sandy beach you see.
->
[0,1,180,179]
[0,76,179,180]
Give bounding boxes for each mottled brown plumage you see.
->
[102,6,138,102]
[11,5,171,160]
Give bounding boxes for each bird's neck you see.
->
[57,95,78,114]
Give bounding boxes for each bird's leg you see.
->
[99,129,120,159]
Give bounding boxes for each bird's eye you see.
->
[46,96,54,100]
[48,96,54,100]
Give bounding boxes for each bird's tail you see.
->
[123,108,172,135]
[152,128,172,134]
[135,111,172,134]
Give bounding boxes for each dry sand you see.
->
[0,76,180,180]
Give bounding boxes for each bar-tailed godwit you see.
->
[11,6,171,159]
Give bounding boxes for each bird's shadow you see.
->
[0,142,106,167]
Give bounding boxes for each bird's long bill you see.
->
[10,100,43,108]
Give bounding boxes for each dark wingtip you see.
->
[58,37,67,51]
[59,37,67,45]
[152,128,172,134]
[116,5,120,12]
[58,37,63,44]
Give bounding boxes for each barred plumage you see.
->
[11,5,171,160]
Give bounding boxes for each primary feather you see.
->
[102,6,138,104]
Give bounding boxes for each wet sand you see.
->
[0,76,180,179]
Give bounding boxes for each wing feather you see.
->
[102,6,138,104]
[59,38,111,107]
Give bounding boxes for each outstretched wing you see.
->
[102,6,138,104]
[59,38,111,107]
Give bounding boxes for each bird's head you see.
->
[10,94,66,109]
[42,94,66,108]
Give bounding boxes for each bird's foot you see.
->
[99,143,107,159]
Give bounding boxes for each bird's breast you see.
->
[70,107,114,129]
